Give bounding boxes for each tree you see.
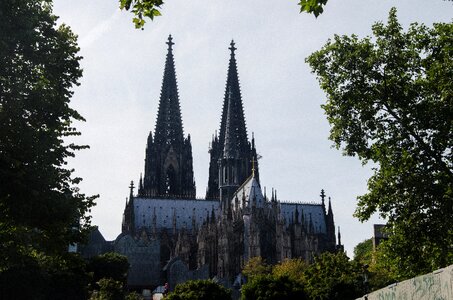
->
[240,274,308,300]
[118,0,330,29]
[0,252,91,300]
[166,280,231,300]
[90,278,125,300]
[0,0,96,296]
[353,239,396,291]
[242,256,272,279]
[239,253,365,300]
[307,8,453,278]
[303,252,365,300]
[353,239,373,266]
[118,0,453,29]
[272,258,307,283]
[124,292,142,300]
[88,252,130,286]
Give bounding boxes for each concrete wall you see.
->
[357,264,453,300]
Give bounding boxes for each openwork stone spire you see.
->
[218,40,248,153]
[140,35,196,199]
[206,41,259,200]
[223,88,239,159]
[154,34,184,147]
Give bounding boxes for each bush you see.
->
[90,278,125,300]
[241,274,308,300]
[166,279,231,300]
[88,252,129,287]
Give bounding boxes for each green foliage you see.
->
[0,0,96,297]
[119,0,163,29]
[40,253,91,300]
[0,0,96,256]
[118,0,332,28]
[272,258,307,282]
[90,278,125,300]
[166,279,231,300]
[241,274,308,300]
[303,252,365,300]
[239,254,366,300]
[242,256,272,279]
[353,239,373,265]
[352,239,396,291]
[366,245,398,289]
[88,252,130,285]
[0,252,90,300]
[124,292,142,300]
[298,0,328,17]
[307,7,453,278]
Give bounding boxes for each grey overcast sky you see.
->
[53,0,452,256]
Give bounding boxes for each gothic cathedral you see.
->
[82,36,341,290]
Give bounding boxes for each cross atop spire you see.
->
[129,180,135,199]
[167,35,174,51]
[229,40,237,55]
[320,189,326,207]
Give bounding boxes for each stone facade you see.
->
[82,36,341,290]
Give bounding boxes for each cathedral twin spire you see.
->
[154,35,184,147]
[138,35,256,201]
[207,40,259,200]
[140,35,195,199]
[219,41,249,160]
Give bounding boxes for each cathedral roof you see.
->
[280,202,327,234]
[133,198,219,232]
[231,174,264,209]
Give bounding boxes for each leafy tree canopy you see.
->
[239,254,367,300]
[307,8,453,278]
[304,252,365,300]
[88,252,130,285]
[166,279,231,300]
[118,0,453,29]
[0,0,96,255]
[353,239,373,266]
[352,239,396,291]
[272,258,307,283]
[242,256,272,279]
[0,252,90,300]
[118,0,329,29]
[0,0,96,296]
[241,274,308,300]
[90,278,125,300]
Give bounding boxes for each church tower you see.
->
[139,35,196,199]
[206,41,259,200]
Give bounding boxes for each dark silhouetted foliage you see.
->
[166,279,231,300]
[307,7,453,279]
[241,274,308,300]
